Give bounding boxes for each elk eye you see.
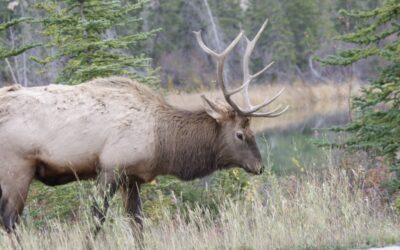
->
[235,131,245,141]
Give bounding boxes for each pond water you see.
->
[257,110,350,176]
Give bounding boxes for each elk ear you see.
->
[201,95,226,122]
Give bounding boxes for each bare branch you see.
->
[5,58,18,85]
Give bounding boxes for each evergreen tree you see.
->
[245,0,333,78]
[144,0,188,59]
[322,0,400,193]
[333,0,380,34]
[316,0,337,41]
[0,17,40,60]
[282,0,320,71]
[34,0,158,85]
[0,2,42,85]
[210,0,242,41]
[245,0,296,80]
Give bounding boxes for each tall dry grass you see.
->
[167,81,355,110]
[1,163,399,249]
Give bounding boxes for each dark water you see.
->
[257,111,350,176]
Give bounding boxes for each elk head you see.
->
[194,20,288,175]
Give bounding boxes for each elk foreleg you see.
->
[122,176,143,229]
[0,158,34,233]
[91,170,118,236]
[121,176,144,247]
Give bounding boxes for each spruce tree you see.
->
[245,0,296,79]
[333,0,380,34]
[210,0,242,41]
[322,0,400,193]
[282,0,321,71]
[34,0,158,85]
[0,17,40,60]
[0,4,42,85]
[144,0,188,58]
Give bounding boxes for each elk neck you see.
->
[154,106,223,180]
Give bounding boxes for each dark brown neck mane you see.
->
[154,106,223,180]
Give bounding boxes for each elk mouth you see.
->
[242,163,264,175]
[222,163,264,175]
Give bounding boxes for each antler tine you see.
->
[193,31,220,57]
[240,60,274,110]
[193,30,244,59]
[249,105,290,118]
[225,79,251,96]
[194,29,245,114]
[242,19,269,109]
[242,87,285,114]
[252,61,274,79]
[239,18,288,118]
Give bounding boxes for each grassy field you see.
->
[1,153,399,250]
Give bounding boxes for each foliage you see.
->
[395,196,400,213]
[144,1,188,56]
[25,181,92,227]
[282,0,321,69]
[244,0,296,78]
[0,17,40,60]
[33,0,159,85]
[333,0,380,34]
[321,0,400,193]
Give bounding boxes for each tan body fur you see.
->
[0,77,159,182]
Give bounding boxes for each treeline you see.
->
[0,0,383,87]
[145,0,381,86]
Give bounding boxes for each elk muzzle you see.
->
[243,162,264,175]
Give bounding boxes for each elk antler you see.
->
[194,19,288,118]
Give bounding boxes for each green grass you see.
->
[258,132,328,176]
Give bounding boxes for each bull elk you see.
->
[0,20,287,234]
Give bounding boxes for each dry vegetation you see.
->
[1,156,399,250]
